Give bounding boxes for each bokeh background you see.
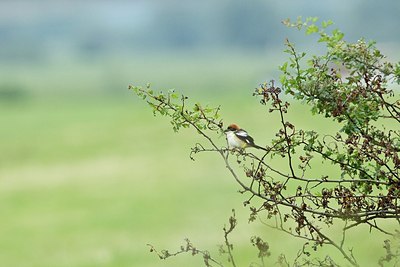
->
[1,1,399,266]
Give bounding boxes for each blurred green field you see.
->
[0,99,295,267]
[0,53,396,267]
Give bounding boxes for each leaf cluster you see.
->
[131,83,223,133]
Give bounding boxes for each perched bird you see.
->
[224,123,267,151]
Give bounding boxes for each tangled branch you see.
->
[131,18,400,266]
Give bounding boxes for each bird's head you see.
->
[225,123,240,133]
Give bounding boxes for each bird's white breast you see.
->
[226,131,243,148]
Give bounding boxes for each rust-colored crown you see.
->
[227,123,240,131]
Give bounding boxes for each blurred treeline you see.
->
[0,0,399,102]
[1,0,399,62]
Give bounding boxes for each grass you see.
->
[0,50,272,266]
[0,52,397,266]
[0,95,268,267]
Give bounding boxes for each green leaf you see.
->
[306,24,319,35]
[332,29,344,41]
[280,62,288,72]
[321,20,333,28]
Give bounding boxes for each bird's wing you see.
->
[235,129,255,146]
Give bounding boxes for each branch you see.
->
[147,239,223,267]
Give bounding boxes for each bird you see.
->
[224,123,268,151]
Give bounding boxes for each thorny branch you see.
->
[131,18,400,267]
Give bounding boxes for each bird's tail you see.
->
[252,144,270,152]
